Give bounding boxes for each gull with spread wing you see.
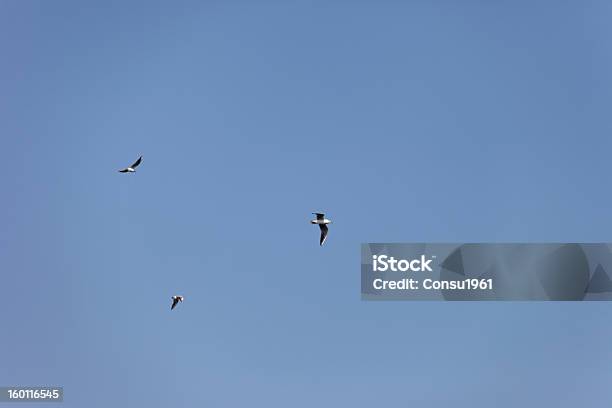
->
[118,156,142,173]
[310,212,332,246]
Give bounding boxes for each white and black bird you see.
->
[118,156,142,173]
[310,212,332,246]
[171,295,184,310]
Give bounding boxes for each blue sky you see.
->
[1,1,612,406]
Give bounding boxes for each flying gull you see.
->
[171,295,184,310]
[310,212,332,246]
[118,156,142,173]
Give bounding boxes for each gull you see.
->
[118,156,142,173]
[171,295,184,310]
[310,212,332,246]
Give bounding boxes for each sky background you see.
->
[2,1,612,407]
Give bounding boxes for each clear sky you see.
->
[2,1,612,407]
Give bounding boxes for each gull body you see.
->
[171,295,184,310]
[310,213,332,246]
[118,156,142,173]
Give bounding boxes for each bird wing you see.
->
[171,298,178,310]
[131,156,142,168]
[319,224,328,246]
[313,213,325,220]
[118,169,129,173]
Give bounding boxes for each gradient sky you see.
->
[2,1,612,407]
